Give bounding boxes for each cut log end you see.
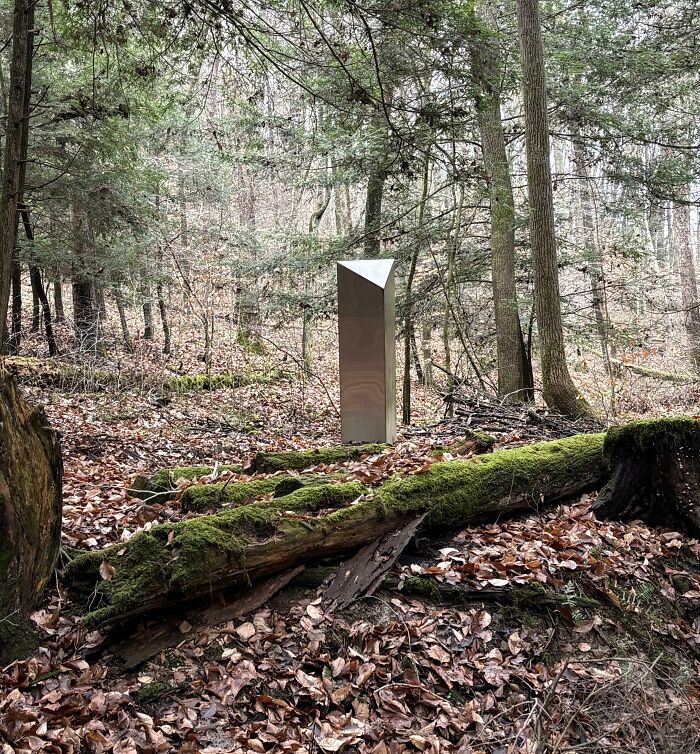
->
[593,417,700,534]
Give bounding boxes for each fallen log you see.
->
[593,417,700,534]
[251,444,385,473]
[613,360,700,384]
[0,372,62,663]
[63,433,605,627]
[130,464,243,504]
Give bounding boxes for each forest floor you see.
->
[3,324,700,753]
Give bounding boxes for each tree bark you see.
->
[53,275,65,323]
[8,258,21,354]
[70,202,99,349]
[0,0,33,351]
[0,373,63,663]
[516,0,592,417]
[112,283,133,352]
[470,14,531,402]
[572,137,616,378]
[673,190,700,372]
[64,433,604,627]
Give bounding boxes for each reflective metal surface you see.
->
[337,259,396,444]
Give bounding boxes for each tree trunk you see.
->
[157,281,171,355]
[112,283,133,352]
[402,152,430,424]
[8,258,21,354]
[0,0,33,351]
[154,194,171,355]
[674,190,700,372]
[364,169,385,258]
[572,137,616,377]
[70,202,98,349]
[53,276,65,323]
[0,373,63,663]
[470,14,531,402]
[30,276,40,332]
[593,418,700,535]
[29,265,58,357]
[516,0,592,417]
[64,433,604,627]
[19,206,57,356]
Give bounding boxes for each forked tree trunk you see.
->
[0,372,62,662]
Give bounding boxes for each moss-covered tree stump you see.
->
[0,372,62,662]
[593,418,700,534]
[63,433,604,627]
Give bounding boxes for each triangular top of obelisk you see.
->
[338,259,395,289]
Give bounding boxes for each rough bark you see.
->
[63,433,605,627]
[0,0,33,351]
[516,0,592,417]
[593,418,700,535]
[0,372,63,663]
[70,202,99,349]
[470,14,531,402]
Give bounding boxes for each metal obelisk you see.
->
[337,259,396,444]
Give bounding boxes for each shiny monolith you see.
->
[337,259,396,444]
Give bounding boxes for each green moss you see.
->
[165,369,281,394]
[131,464,243,502]
[252,444,385,473]
[603,417,700,466]
[180,477,278,513]
[133,682,170,707]
[181,473,341,513]
[340,433,606,530]
[67,481,366,626]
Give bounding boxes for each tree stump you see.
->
[593,418,700,534]
[0,371,62,662]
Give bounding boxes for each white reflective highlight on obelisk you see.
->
[337,259,396,444]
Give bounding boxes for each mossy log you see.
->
[131,465,243,504]
[593,417,700,534]
[64,433,605,627]
[5,356,116,389]
[614,360,700,384]
[251,444,386,473]
[181,474,340,513]
[0,373,62,662]
[164,369,283,394]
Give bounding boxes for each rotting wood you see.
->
[103,567,304,669]
[62,432,605,628]
[323,514,426,608]
[593,417,700,535]
[0,372,62,663]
